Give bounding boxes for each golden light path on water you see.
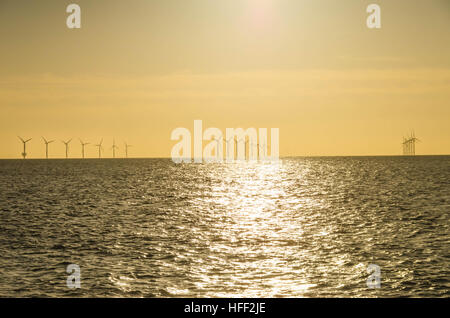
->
[181,161,324,297]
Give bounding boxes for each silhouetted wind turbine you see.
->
[42,137,54,159]
[410,131,421,155]
[124,142,132,158]
[402,137,407,155]
[95,138,104,158]
[18,136,32,159]
[61,139,72,159]
[111,139,119,158]
[79,139,89,159]
[259,140,268,159]
[402,131,420,156]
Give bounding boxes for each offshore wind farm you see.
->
[14,136,133,159]
[12,132,423,160]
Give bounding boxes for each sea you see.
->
[0,156,448,297]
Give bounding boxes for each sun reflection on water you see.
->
[189,160,321,297]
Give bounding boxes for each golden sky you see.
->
[0,0,449,158]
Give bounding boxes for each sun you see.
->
[245,0,276,28]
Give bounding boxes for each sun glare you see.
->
[245,0,276,29]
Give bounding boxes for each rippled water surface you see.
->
[0,157,449,297]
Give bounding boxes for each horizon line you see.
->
[0,154,449,160]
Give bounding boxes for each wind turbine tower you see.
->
[61,139,72,159]
[410,131,420,156]
[111,139,119,158]
[18,136,32,159]
[124,142,132,158]
[42,137,55,159]
[95,138,104,159]
[79,139,89,159]
[402,137,408,156]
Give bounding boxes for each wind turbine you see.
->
[410,131,421,156]
[249,140,259,160]
[18,136,32,159]
[95,138,104,158]
[258,140,268,159]
[111,139,119,158]
[61,139,72,159]
[124,142,132,158]
[402,136,407,155]
[42,137,55,159]
[79,139,89,159]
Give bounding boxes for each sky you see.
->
[0,0,449,158]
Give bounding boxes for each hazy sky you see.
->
[0,0,449,158]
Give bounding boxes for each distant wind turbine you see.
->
[402,131,421,156]
[258,140,268,159]
[111,139,119,158]
[18,136,32,159]
[124,142,132,158]
[95,138,104,158]
[42,137,55,159]
[61,139,72,159]
[410,131,421,155]
[402,137,407,155]
[79,139,89,159]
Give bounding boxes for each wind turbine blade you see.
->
[18,136,25,143]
